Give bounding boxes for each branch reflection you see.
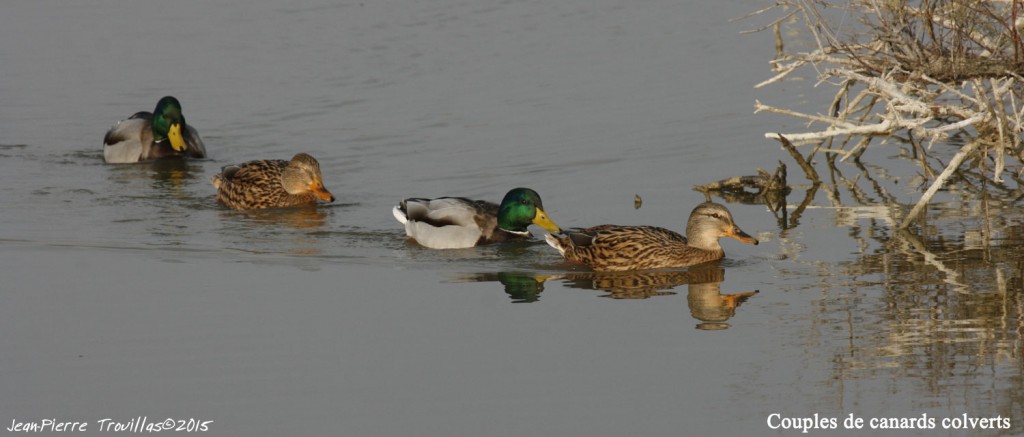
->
[698,136,1024,387]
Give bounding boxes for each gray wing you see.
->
[401,197,484,228]
[103,116,152,163]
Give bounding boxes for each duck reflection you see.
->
[218,207,331,255]
[107,158,204,190]
[455,267,759,327]
[683,268,759,330]
[220,207,330,230]
[560,269,697,299]
[451,271,553,303]
[147,159,202,189]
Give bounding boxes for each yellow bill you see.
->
[532,208,561,233]
[168,123,187,152]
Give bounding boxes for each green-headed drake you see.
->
[103,96,207,164]
[393,187,561,249]
[211,153,335,210]
[546,202,758,271]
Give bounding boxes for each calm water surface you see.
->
[1,0,1022,436]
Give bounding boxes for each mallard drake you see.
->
[545,202,758,271]
[392,187,561,249]
[211,153,335,210]
[103,96,207,164]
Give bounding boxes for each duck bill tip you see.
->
[728,228,759,245]
[316,190,335,202]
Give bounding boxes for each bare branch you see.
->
[899,141,982,229]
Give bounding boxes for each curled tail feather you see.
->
[392,206,408,224]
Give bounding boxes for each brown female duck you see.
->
[211,153,335,210]
[545,202,758,271]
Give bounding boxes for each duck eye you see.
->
[521,199,529,205]
[710,213,721,219]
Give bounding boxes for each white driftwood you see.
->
[751,0,1024,230]
[898,141,981,229]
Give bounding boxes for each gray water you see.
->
[2,0,1022,436]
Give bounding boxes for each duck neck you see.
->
[497,205,531,233]
[685,226,723,253]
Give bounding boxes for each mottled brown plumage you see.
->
[211,153,335,210]
[546,203,758,271]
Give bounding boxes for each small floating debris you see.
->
[693,162,788,194]
[692,162,791,209]
[634,194,643,209]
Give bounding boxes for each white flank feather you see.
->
[405,221,483,249]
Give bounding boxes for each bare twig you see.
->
[775,134,820,183]
[750,0,1024,229]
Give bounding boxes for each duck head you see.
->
[497,187,561,234]
[151,96,190,153]
[685,202,759,250]
[281,153,335,202]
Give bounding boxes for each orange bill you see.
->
[725,226,759,245]
[311,183,335,202]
